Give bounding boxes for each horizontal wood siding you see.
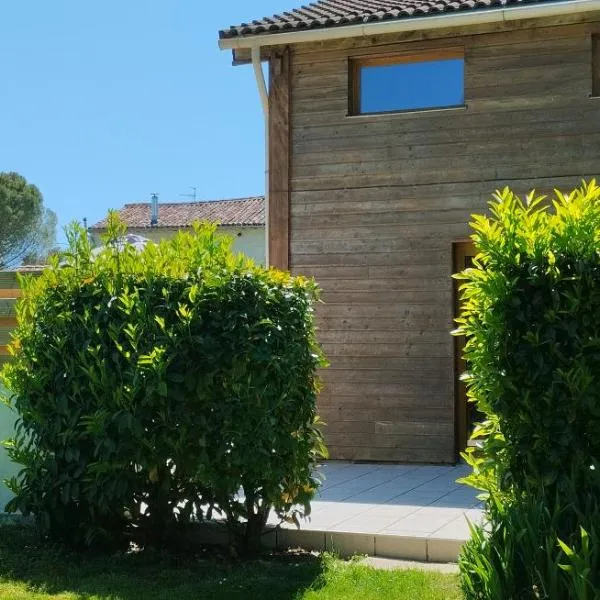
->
[0,312,17,364]
[288,18,600,463]
[0,272,37,362]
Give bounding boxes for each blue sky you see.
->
[0,1,285,245]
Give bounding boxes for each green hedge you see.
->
[2,215,327,552]
[455,182,600,599]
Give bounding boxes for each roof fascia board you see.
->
[219,0,600,50]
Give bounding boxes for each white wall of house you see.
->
[228,227,265,264]
[93,226,266,264]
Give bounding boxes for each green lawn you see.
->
[0,525,462,600]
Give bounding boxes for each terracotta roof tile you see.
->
[220,0,555,39]
[90,197,265,230]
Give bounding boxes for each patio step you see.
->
[275,527,466,563]
[193,522,469,563]
[197,462,483,563]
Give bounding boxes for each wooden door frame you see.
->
[453,240,474,459]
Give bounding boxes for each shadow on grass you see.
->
[0,524,325,600]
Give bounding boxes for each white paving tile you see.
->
[430,510,484,540]
[344,487,411,504]
[461,509,485,526]
[386,490,448,506]
[420,478,463,492]
[350,470,405,487]
[269,463,483,546]
[411,465,456,477]
[363,503,424,519]
[331,515,401,534]
[383,507,468,535]
[430,488,480,508]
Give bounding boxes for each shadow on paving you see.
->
[0,525,325,600]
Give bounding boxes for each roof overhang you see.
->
[220,0,600,55]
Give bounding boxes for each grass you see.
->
[0,525,462,600]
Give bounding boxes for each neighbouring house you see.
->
[89,196,266,264]
[219,0,600,463]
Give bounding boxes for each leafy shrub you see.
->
[459,490,600,599]
[2,215,327,552]
[454,182,600,598]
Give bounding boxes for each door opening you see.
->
[453,241,482,457]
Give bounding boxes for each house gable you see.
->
[219,2,600,462]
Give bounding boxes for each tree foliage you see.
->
[0,172,57,268]
[2,215,327,552]
[455,182,600,599]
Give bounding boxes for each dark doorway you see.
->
[453,241,482,456]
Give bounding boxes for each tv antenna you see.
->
[179,186,198,201]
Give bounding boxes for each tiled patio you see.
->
[269,461,484,562]
[2,460,483,562]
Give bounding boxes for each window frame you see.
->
[349,48,466,116]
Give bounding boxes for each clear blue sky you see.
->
[0,1,285,246]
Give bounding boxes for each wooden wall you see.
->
[285,17,600,463]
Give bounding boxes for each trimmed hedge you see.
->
[455,182,600,599]
[2,215,327,552]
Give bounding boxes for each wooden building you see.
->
[219,0,600,463]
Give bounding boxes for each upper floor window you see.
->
[350,50,465,115]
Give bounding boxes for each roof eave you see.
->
[219,0,600,51]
